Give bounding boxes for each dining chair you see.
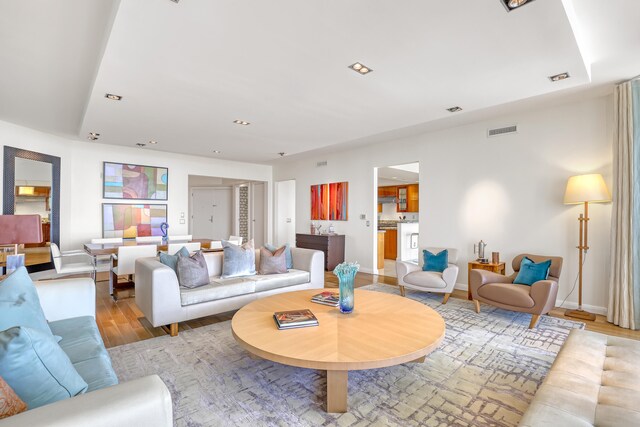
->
[50,243,96,282]
[136,236,163,244]
[90,238,123,272]
[167,235,192,242]
[91,237,123,244]
[210,240,223,250]
[109,244,158,300]
[167,242,201,255]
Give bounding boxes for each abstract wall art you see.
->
[103,162,168,200]
[329,181,348,221]
[102,203,167,239]
[310,184,329,220]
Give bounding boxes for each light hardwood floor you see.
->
[92,271,640,348]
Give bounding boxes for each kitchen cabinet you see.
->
[383,229,397,260]
[378,186,397,213]
[396,186,408,212]
[377,231,385,269]
[296,233,345,271]
[407,184,419,212]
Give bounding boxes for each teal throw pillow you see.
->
[0,266,55,338]
[265,243,293,269]
[513,257,552,286]
[0,326,88,409]
[159,246,190,274]
[221,239,256,278]
[422,249,448,272]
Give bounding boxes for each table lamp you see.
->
[563,174,611,320]
[0,214,43,274]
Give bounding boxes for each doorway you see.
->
[191,187,233,240]
[375,162,420,277]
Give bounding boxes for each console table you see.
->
[296,233,345,271]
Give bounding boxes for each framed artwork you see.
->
[103,162,168,200]
[329,181,348,221]
[102,203,167,239]
[310,184,329,220]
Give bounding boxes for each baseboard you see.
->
[454,282,468,291]
[555,300,607,316]
[360,267,376,274]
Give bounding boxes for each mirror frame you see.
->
[3,146,61,273]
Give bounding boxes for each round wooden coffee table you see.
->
[231,289,445,413]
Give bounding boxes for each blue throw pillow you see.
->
[0,266,55,338]
[265,243,293,270]
[221,239,256,278]
[423,249,448,272]
[0,326,88,409]
[513,257,552,286]
[159,246,190,274]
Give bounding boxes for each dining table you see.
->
[83,238,220,257]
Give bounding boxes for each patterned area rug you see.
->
[108,285,584,426]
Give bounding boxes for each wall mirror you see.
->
[3,146,60,272]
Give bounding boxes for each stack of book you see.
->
[273,309,319,330]
[310,291,339,307]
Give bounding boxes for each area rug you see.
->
[108,284,584,426]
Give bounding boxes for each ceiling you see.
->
[0,0,638,163]
[378,163,419,186]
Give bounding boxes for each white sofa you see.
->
[1,278,173,427]
[135,247,324,336]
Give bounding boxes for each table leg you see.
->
[410,356,426,363]
[326,370,348,413]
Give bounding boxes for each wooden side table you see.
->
[467,261,506,300]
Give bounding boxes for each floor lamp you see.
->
[563,174,611,321]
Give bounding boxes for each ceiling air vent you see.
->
[487,125,518,138]
[316,161,328,167]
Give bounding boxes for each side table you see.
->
[467,261,506,300]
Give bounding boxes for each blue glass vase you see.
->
[333,262,359,314]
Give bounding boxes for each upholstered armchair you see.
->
[470,254,563,328]
[396,247,459,304]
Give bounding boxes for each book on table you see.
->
[273,309,319,330]
[311,291,339,307]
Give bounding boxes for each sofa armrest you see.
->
[135,257,184,327]
[530,279,559,314]
[469,269,513,299]
[396,261,420,283]
[442,264,459,290]
[0,375,172,427]
[290,247,324,288]
[34,278,96,322]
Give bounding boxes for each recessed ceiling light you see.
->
[213,150,221,154]
[170,0,179,3]
[548,72,570,82]
[148,140,157,145]
[349,62,373,75]
[88,132,100,140]
[278,152,286,157]
[501,0,536,12]
[446,106,463,113]
[105,93,122,101]
[233,120,250,125]
[136,143,146,147]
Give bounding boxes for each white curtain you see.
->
[608,81,640,329]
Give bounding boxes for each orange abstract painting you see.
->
[310,184,329,220]
[329,182,348,221]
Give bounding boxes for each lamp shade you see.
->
[0,215,43,245]
[563,174,611,204]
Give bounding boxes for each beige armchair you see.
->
[396,247,459,304]
[470,254,563,328]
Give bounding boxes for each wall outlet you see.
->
[366,220,370,227]
[179,219,185,224]
[180,212,185,218]
[360,214,366,220]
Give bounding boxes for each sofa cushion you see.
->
[177,251,210,289]
[254,269,311,292]
[221,239,256,278]
[422,249,448,272]
[0,266,54,338]
[49,316,118,392]
[403,270,446,289]
[0,326,88,409]
[513,256,551,286]
[258,246,288,275]
[159,246,190,274]
[478,282,534,308]
[180,277,256,306]
[265,243,293,269]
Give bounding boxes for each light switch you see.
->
[179,219,185,224]
[180,212,185,218]
[286,218,292,223]
[365,220,370,227]
[360,214,366,220]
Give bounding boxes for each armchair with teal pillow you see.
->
[396,247,459,304]
[470,253,563,329]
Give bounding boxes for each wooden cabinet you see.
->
[383,229,397,260]
[407,184,419,212]
[296,233,345,271]
[378,186,397,213]
[377,231,385,269]
[396,186,408,212]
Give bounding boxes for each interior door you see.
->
[191,187,232,239]
[250,182,266,247]
[275,180,296,246]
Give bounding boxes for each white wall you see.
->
[275,179,296,246]
[274,95,613,313]
[0,120,273,251]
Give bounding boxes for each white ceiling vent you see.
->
[316,160,328,167]
[487,125,518,138]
